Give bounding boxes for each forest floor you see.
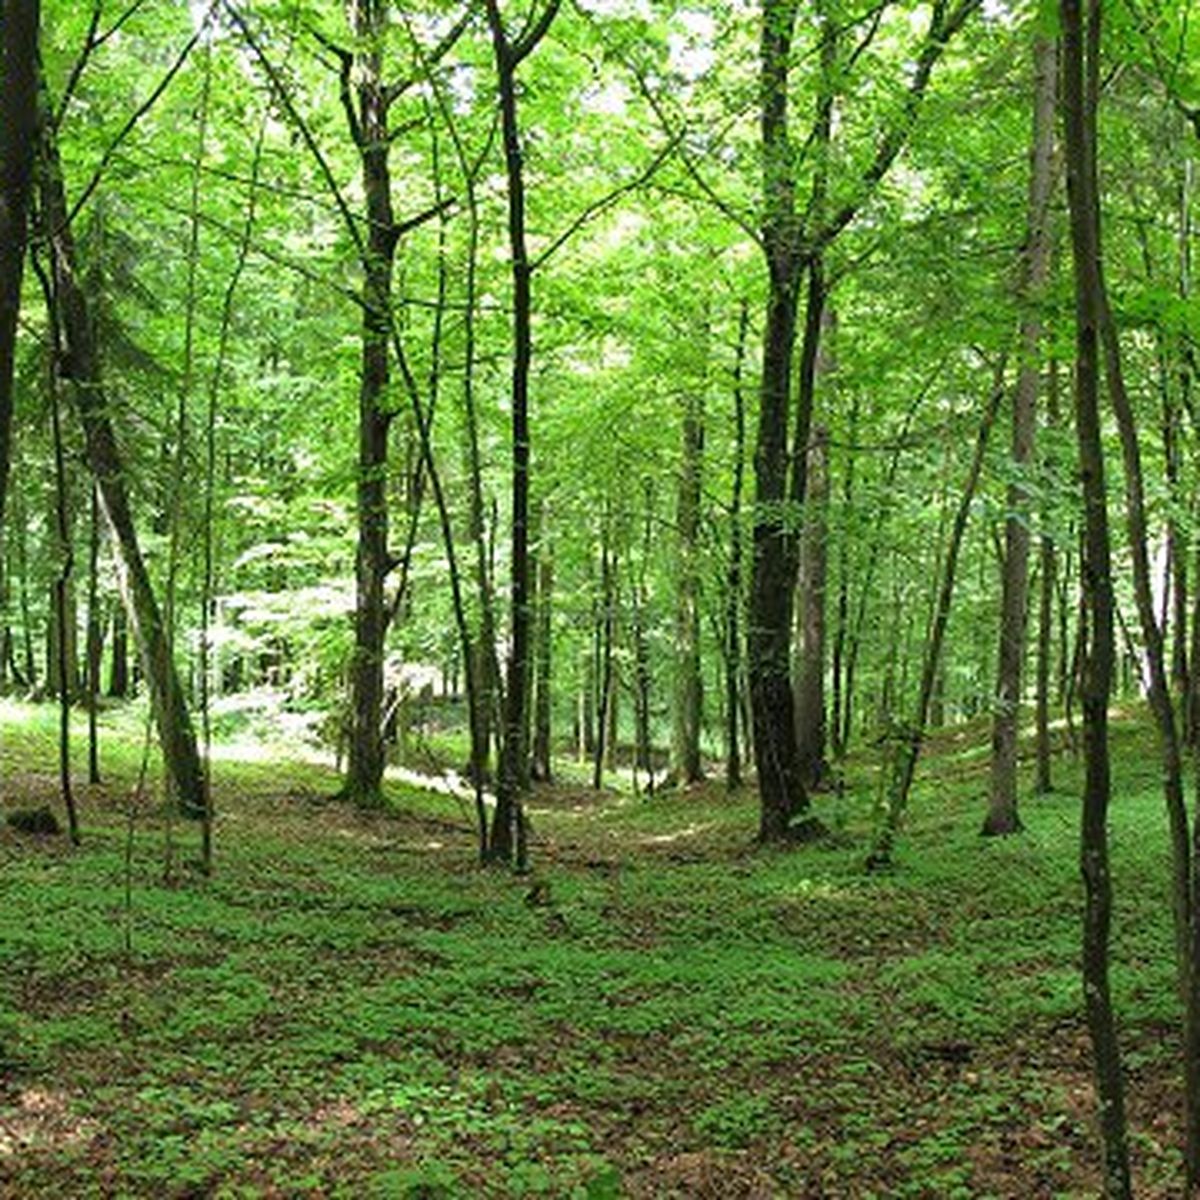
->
[0,701,1187,1198]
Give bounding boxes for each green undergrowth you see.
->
[0,701,1186,1196]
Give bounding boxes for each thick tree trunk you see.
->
[344,3,399,809]
[1061,0,1132,1191]
[984,33,1057,837]
[672,384,704,785]
[37,82,205,818]
[0,0,39,549]
[749,256,805,839]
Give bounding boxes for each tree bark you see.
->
[86,483,101,785]
[531,518,553,782]
[0,0,39,551]
[1060,0,1132,1190]
[831,391,858,759]
[984,33,1057,837]
[672,379,704,785]
[37,78,206,818]
[867,362,1005,869]
[795,423,829,789]
[726,300,749,789]
[109,601,128,698]
[1034,363,1060,795]
[343,0,400,809]
[633,483,655,794]
[751,0,976,840]
[485,0,561,868]
[593,529,615,791]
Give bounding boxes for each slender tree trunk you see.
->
[868,361,1006,868]
[15,490,35,692]
[37,81,206,818]
[672,380,704,785]
[109,601,128,698]
[1089,19,1192,1043]
[593,529,615,791]
[984,33,1057,837]
[831,392,859,760]
[86,483,101,785]
[795,424,830,789]
[41,268,80,845]
[726,300,749,789]
[633,484,655,793]
[0,0,40,551]
[532,516,553,782]
[485,0,560,867]
[1035,358,1063,794]
[1061,0,1132,1190]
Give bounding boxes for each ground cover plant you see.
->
[2,0,1199,1194]
[0,701,1187,1197]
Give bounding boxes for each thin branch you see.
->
[308,24,363,149]
[511,0,563,67]
[531,131,682,270]
[223,0,367,262]
[811,0,980,256]
[384,4,475,108]
[63,7,212,229]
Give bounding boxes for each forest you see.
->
[1,0,1198,1194]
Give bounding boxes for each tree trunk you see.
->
[86,483,101,785]
[1034,516,1057,795]
[983,33,1057,837]
[633,485,655,794]
[750,250,807,838]
[486,0,561,867]
[343,1,400,810]
[868,361,1006,868]
[1034,358,1062,795]
[531,520,553,782]
[0,0,39,552]
[42,277,80,845]
[725,300,748,789]
[1060,0,1132,1190]
[672,381,704,785]
[795,423,830,789]
[109,601,129,698]
[831,391,859,759]
[37,80,206,818]
[593,531,615,791]
[15,490,35,692]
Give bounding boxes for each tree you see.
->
[485,0,562,868]
[0,0,40,551]
[1060,0,1132,1189]
[37,63,207,819]
[983,32,1057,837]
[751,0,979,841]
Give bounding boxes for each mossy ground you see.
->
[0,700,1187,1197]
